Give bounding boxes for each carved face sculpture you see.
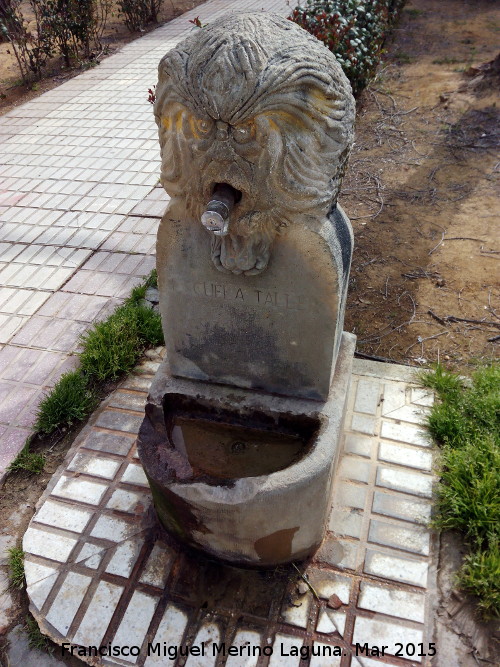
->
[154,13,355,275]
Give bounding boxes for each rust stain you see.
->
[254,527,299,563]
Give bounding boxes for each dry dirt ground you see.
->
[0,0,202,114]
[341,0,499,372]
[0,0,499,663]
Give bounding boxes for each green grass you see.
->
[25,615,52,653]
[7,546,25,589]
[420,363,500,618]
[7,442,45,474]
[80,270,162,381]
[34,371,97,434]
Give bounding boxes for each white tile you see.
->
[308,572,351,603]
[358,582,425,623]
[364,551,428,588]
[185,623,220,667]
[67,453,120,479]
[316,609,346,636]
[380,420,430,447]
[105,538,143,578]
[112,590,159,663]
[372,491,431,525]
[139,541,174,588]
[51,475,107,505]
[33,499,92,533]
[368,520,430,556]
[309,643,342,667]
[354,380,381,415]
[106,489,145,512]
[46,571,91,634]
[23,527,77,562]
[378,442,432,471]
[225,631,262,667]
[269,635,303,667]
[76,543,105,569]
[122,463,148,486]
[73,581,124,646]
[351,414,377,435]
[24,561,59,609]
[376,466,433,498]
[352,616,424,662]
[281,592,311,628]
[381,383,407,414]
[90,515,138,542]
[145,604,189,665]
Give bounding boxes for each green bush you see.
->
[289,0,406,96]
[117,0,163,32]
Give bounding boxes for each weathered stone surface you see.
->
[154,12,355,275]
[137,333,355,566]
[153,12,355,399]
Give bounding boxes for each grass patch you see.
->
[7,546,25,590]
[80,271,163,381]
[7,442,45,474]
[420,363,500,618]
[25,615,52,653]
[34,371,97,435]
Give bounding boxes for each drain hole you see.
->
[231,441,246,454]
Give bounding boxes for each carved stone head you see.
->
[154,12,355,275]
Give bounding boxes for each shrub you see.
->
[0,0,53,83]
[0,0,111,85]
[117,0,163,32]
[289,0,406,96]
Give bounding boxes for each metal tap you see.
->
[201,184,238,236]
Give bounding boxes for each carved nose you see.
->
[215,121,229,141]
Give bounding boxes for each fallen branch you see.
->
[428,309,447,326]
[487,335,500,342]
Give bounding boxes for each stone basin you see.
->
[137,332,355,566]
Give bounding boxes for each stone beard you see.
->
[154,12,355,275]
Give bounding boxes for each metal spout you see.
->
[201,184,239,236]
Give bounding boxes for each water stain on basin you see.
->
[168,416,306,479]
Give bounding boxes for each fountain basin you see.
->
[138,332,355,566]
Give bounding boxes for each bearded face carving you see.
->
[154,13,355,276]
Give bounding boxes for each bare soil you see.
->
[0,0,202,115]
[341,0,499,371]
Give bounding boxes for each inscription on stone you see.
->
[192,282,306,311]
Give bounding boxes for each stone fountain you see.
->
[137,12,356,566]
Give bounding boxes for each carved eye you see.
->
[232,122,255,143]
[196,118,212,135]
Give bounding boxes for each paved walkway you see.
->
[22,356,437,667]
[0,0,290,479]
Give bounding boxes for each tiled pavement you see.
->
[0,0,291,477]
[23,357,438,667]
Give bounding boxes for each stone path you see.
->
[0,0,290,479]
[22,356,437,667]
